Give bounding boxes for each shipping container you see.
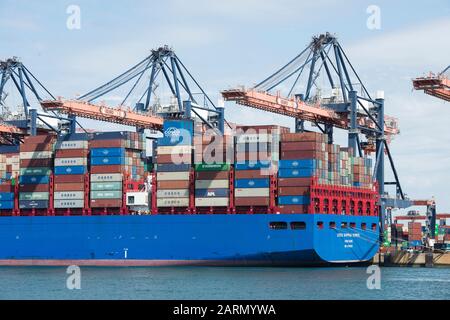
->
[19,192,50,201]
[90,182,122,191]
[54,166,86,175]
[195,188,229,198]
[157,198,190,207]
[234,197,269,206]
[195,179,228,189]
[156,145,192,155]
[19,151,53,160]
[90,198,122,208]
[54,183,84,192]
[54,175,85,184]
[54,158,87,166]
[157,180,190,189]
[278,195,310,205]
[234,161,271,170]
[54,191,84,200]
[195,171,229,180]
[194,163,230,171]
[55,140,88,150]
[157,171,190,181]
[235,178,270,188]
[19,167,52,176]
[278,168,315,178]
[155,163,191,172]
[19,184,49,192]
[54,199,85,208]
[91,190,122,199]
[235,188,269,197]
[19,175,50,184]
[19,200,48,209]
[156,189,190,198]
[0,192,14,201]
[55,149,89,158]
[277,205,307,214]
[195,197,229,207]
[90,173,122,182]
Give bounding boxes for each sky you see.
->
[0,0,449,212]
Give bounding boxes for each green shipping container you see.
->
[91,182,122,191]
[194,163,230,171]
[19,192,50,201]
[20,167,52,176]
[91,190,122,199]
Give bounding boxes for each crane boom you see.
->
[222,87,399,136]
[413,69,450,102]
[40,99,164,129]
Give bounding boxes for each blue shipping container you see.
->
[158,120,194,146]
[235,178,270,188]
[19,200,48,209]
[155,163,191,172]
[278,168,314,178]
[0,200,14,209]
[279,159,316,169]
[91,157,125,166]
[0,192,14,201]
[92,131,131,141]
[195,188,229,198]
[234,161,271,171]
[278,196,310,205]
[91,148,125,157]
[54,166,86,175]
[19,175,50,184]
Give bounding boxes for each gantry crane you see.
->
[41,46,226,133]
[0,57,59,144]
[412,66,450,102]
[222,33,439,241]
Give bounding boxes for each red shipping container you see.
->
[55,149,89,158]
[280,141,322,151]
[54,174,85,183]
[54,183,85,191]
[90,165,124,174]
[0,184,13,192]
[278,205,308,214]
[157,180,190,189]
[234,170,270,179]
[20,142,53,152]
[278,186,310,196]
[19,184,49,192]
[157,154,192,164]
[89,139,126,148]
[235,197,269,206]
[23,135,55,144]
[281,132,325,142]
[6,164,12,172]
[20,159,53,167]
[90,199,122,208]
[195,171,229,180]
[281,150,324,160]
[278,177,312,187]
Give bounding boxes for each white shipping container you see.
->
[157,145,192,155]
[19,151,53,160]
[54,191,85,200]
[0,163,6,171]
[157,189,190,198]
[195,197,229,207]
[157,198,189,207]
[56,140,88,150]
[236,134,273,144]
[11,163,20,171]
[54,157,87,166]
[90,173,123,182]
[195,179,229,189]
[235,188,270,197]
[54,199,84,208]
[6,156,19,165]
[157,171,190,181]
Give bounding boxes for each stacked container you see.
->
[234,125,285,207]
[277,132,327,214]
[408,222,422,247]
[0,181,14,210]
[54,133,89,209]
[18,135,55,210]
[156,120,193,208]
[89,132,145,208]
[193,134,233,208]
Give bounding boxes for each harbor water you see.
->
[0,266,449,300]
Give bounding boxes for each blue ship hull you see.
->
[0,214,379,266]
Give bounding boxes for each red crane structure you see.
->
[412,66,450,102]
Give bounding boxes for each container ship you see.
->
[0,120,380,266]
[2,33,434,267]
